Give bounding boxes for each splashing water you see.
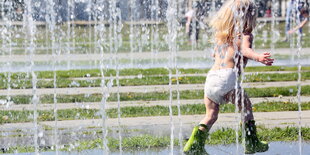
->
[287,1,305,154]
[45,0,59,153]
[271,0,280,55]
[166,0,177,153]
[24,1,39,154]
[110,1,123,153]
[0,0,309,155]
[1,0,12,109]
[294,2,303,155]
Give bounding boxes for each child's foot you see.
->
[244,120,269,154]
[245,140,269,154]
[183,124,209,155]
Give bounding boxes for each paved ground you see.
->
[0,48,309,62]
[1,110,309,136]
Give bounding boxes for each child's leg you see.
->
[183,97,217,154]
[230,90,269,153]
[195,21,200,41]
[227,90,254,122]
[188,20,193,40]
[240,92,254,122]
[199,97,219,131]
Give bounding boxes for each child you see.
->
[185,2,200,43]
[185,8,198,42]
[287,3,309,35]
[283,0,309,42]
[183,0,274,154]
[185,0,209,43]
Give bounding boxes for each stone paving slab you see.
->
[1,111,309,133]
[39,110,310,137]
[1,96,310,111]
[0,80,309,96]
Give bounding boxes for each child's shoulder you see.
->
[242,33,253,41]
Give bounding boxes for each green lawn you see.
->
[3,66,307,80]
[0,66,309,89]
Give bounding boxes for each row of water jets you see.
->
[0,0,305,154]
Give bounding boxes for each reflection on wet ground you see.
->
[5,142,309,155]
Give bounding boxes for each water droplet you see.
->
[34,2,41,7]
[70,81,80,87]
[2,115,9,120]
[137,74,143,79]
[40,139,46,145]
[75,113,80,119]
[38,131,44,138]
[0,100,6,105]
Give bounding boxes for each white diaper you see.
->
[204,68,237,104]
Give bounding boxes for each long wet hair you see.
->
[210,0,257,44]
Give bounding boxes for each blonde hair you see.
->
[210,0,257,44]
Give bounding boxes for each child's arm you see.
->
[185,16,191,33]
[288,18,308,34]
[241,34,274,66]
[185,10,193,33]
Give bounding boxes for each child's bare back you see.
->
[211,33,272,72]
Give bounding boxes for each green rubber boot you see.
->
[183,124,209,155]
[244,120,269,154]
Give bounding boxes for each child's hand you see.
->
[258,52,274,66]
[287,29,295,34]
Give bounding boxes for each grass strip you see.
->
[1,101,310,124]
[73,127,310,151]
[2,127,310,154]
[1,71,310,89]
[1,85,310,105]
[1,66,310,81]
